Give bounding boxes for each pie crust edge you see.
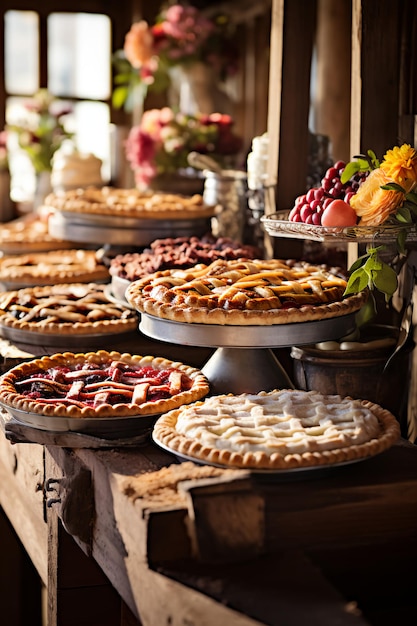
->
[152,393,401,470]
[0,350,210,418]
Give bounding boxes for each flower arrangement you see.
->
[125,107,242,189]
[342,143,417,302]
[112,3,238,111]
[7,90,73,174]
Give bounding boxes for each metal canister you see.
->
[203,169,247,242]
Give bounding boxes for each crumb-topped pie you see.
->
[0,350,209,418]
[125,258,367,326]
[109,235,261,282]
[0,249,109,288]
[45,186,215,220]
[0,283,138,336]
[153,389,400,470]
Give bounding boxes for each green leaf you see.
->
[405,192,417,205]
[112,86,129,109]
[395,205,412,223]
[397,228,407,254]
[381,182,405,193]
[371,263,398,302]
[344,267,370,295]
[348,252,369,272]
[355,292,377,327]
[340,161,360,183]
[366,149,380,168]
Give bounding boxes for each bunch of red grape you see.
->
[289,160,368,225]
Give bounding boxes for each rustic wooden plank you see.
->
[179,474,264,562]
[0,427,47,583]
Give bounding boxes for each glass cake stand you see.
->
[139,312,357,394]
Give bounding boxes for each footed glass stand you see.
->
[139,313,357,395]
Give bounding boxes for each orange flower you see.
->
[124,21,154,69]
[350,168,404,225]
[380,143,417,188]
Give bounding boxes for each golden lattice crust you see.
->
[126,258,367,325]
[0,249,109,287]
[45,186,215,220]
[0,283,138,336]
[0,350,209,418]
[153,389,400,470]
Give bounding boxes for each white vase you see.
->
[33,171,52,210]
[169,62,233,115]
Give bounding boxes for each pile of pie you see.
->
[44,186,215,220]
[152,388,400,470]
[126,257,367,326]
[0,249,109,288]
[0,350,210,418]
[0,283,138,337]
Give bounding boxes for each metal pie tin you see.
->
[1,403,158,438]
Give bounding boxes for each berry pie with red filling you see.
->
[0,350,209,418]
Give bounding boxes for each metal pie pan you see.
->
[152,430,371,480]
[0,324,139,347]
[139,312,357,348]
[1,402,159,438]
[48,212,212,246]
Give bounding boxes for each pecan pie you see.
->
[153,389,400,470]
[125,258,367,325]
[0,350,209,418]
[0,283,138,336]
[0,249,109,288]
[45,186,215,220]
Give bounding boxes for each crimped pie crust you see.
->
[125,258,367,326]
[153,389,400,470]
[45,186,215,220]
[0,350,209,418]
[0,213,73,254]
[0,249,109,286]
[0,283,138,335]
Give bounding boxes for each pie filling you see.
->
[0,351,210,418]
[153,389,400,469]
[126,258,366,325]
[13,362,192,408]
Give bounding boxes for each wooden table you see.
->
[0,333,416,626]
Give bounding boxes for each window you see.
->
[4,9,112,203]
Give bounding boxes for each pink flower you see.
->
[124,21,155,69]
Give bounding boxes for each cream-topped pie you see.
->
[0,283,138,336]
[45,186,215,220]
[153,389,400,470]
[0,249,109,288]
[126,258,367,326]
[0,350,209,418]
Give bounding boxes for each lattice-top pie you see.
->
[45,186,215,220]
[0,350,209,418]
[126,258,367,325]
[0,283,138,336]
[0,249,109,288]
[153,389,400,470]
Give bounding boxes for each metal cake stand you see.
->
[139,313,357,394]
[48,211,213,247]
